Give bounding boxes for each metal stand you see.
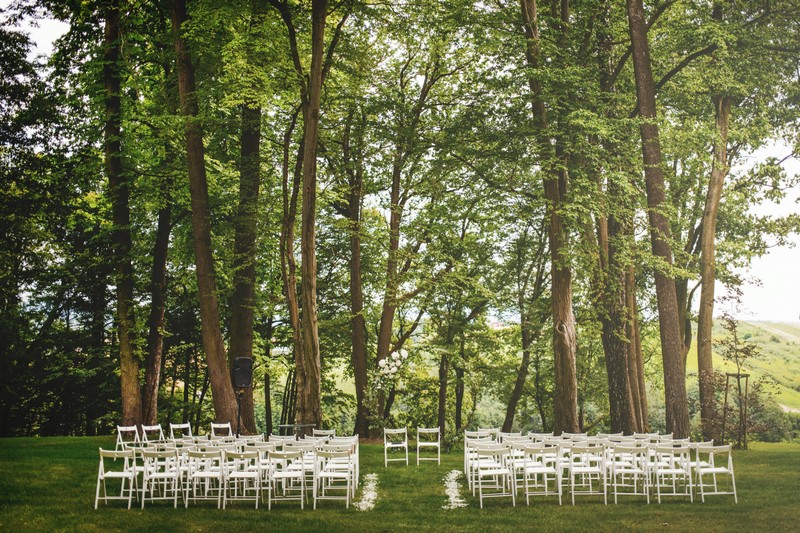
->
[235,389,243,438]
[721,372,749,448]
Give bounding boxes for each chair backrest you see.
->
[417,427,440,442]
[169,422,193,440]
[384,428,408,444]
[141,424,165,442]
[115,425,140,450]
[313,429,336,437]
[211,422,233,436]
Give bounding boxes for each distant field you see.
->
[686,321,800,412]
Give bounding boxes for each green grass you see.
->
[1,437,799,532]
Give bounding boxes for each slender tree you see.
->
[626,0,689,437]
[171,0,238,425]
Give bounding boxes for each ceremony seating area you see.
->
[95,424,358,510]
[462,429,737,507]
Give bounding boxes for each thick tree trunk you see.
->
[103,0,141,427]
[698,94,730,441]
[228,102,261,435]
[626,0,690,438]
[171,0,238,425]
[296,0,327,433]
[520,0,580,435]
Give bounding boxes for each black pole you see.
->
[235,389,243,437]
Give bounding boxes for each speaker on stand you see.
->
[232,357,253,437]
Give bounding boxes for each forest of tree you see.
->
[1,0,798,441]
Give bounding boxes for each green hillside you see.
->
[686,321,800,413]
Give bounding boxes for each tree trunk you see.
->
[103,0,141,427]
[296,0,327,433]
[503,307,532,433]
[342,120,369,437]
[171,0,238,425]
[625,266,648,430]
[141,174,171,425]
[626,0,690,438]
[698,94,730,441]
[228,101,261,435]
[437,353,448,437]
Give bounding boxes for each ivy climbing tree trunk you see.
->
[171,0,238,425]
[626,0,690,438]
[103,0,141,427]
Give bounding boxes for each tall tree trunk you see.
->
[141,173,171,425]
[103,0,141,427]
[296,0,327,432]
[626,0,690,438]
[171,0,237,425]
[625,266,648,430]
[342,119,369,437]
[228,102,260,435]
[376,149,403,422]
[519,0,580,434]
[698,94,730,441]
[279,110,304,427]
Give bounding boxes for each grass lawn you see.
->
[1,437,799,532]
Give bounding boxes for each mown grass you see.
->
[1,437,799,532]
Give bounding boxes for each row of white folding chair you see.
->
[384,427,443,466]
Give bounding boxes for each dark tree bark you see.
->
[698,94,730,441]
[141,173,171,425]
[295,0,328,433]
[626,0,690,437]
[437,353,448,437]
[520,0,580,434]
[103,0,141,427]
[171,0,238,425]
[340,117,369,437]
[625,266,648,430]
[227,0,267,436]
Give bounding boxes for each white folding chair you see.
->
[184,448,224,508]
[211,422,233,437]
[652,444,693,503]
[474,445,516,508]
[313,449,354,508]
[521,444,561,505]
[608,444,649,504]
[169,422,193,441]
[115,425,140,451]
[140,449,181,508]
[94,448,138,509]
[141,424,165,443]
[313,429,336,438]
[567,445,607,505]
[223,450,261,509]
[267,450,306,509]
[384,428,408,467]
[416,427,441,465]
[694,444,737,503]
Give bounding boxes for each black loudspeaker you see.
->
[232,357,253,388]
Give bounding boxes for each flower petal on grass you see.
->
[354,473,379,511]
[442,469,468,509]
